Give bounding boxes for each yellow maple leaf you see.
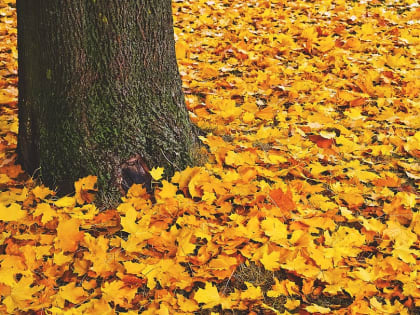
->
[236,216,264,241]
[194,282,221,308]
[188,168,206,198]
[83,234,113,275]
[74,175,97,204]
[309,194,337,211]
[202,191,216,204]
[175,40,188,59]
[176,229,196,257]
[301,26,317,40]
[31,185,54,199]
[177,294,199,312]
[260,248,281,271]
[3,276,43,313]
[404,131,420,153]
[150,167,164,181]
[33,203,56,224]
[266,278,285,298]
[384,220,417,249]
[200,64,219,79]
[361,217,386,233]
[0,93,14,105]
[241,282,263,300]
[208,254,238,278]
[242,111,255,123]
[345,107,364,120]
[370,297,407,314]
[53,251,73,266]
[324,226,365,261]
[172,167,201,189]
[282,253,320,278]
[158,180,178,199]
[0,202,26,221]
[123,261,145,275]
[0,255,25,287]
[339,192,364,208]
[393,248,416,265]
[120,205,139,234]
[306,304,331,314]
[208,254,237,270]
[261,217,288,245]
[402,282,420,297]
[352,267,374,282]
[219,99,242,120]
[58,282,87,305]
[101,280,137,306]
[317,36,335,52]
[54,196,76,208]
[285,298,301,309]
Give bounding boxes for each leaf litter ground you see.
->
[0,0,419,314]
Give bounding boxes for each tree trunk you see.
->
[17,0,200,205]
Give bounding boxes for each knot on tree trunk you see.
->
[120,154,152,194]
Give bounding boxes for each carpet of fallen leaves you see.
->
[1,0,419,314]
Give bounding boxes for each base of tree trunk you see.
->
[17,0,202,206]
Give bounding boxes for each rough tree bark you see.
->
[17,0,200,205]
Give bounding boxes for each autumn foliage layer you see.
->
[0,0,419,314]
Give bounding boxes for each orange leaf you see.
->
[308,134,335,148]
[121,275,147,287]
[372,176,401,187]
[269,188,295,212]
[55,218,84,252]
[349,97,367,107]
